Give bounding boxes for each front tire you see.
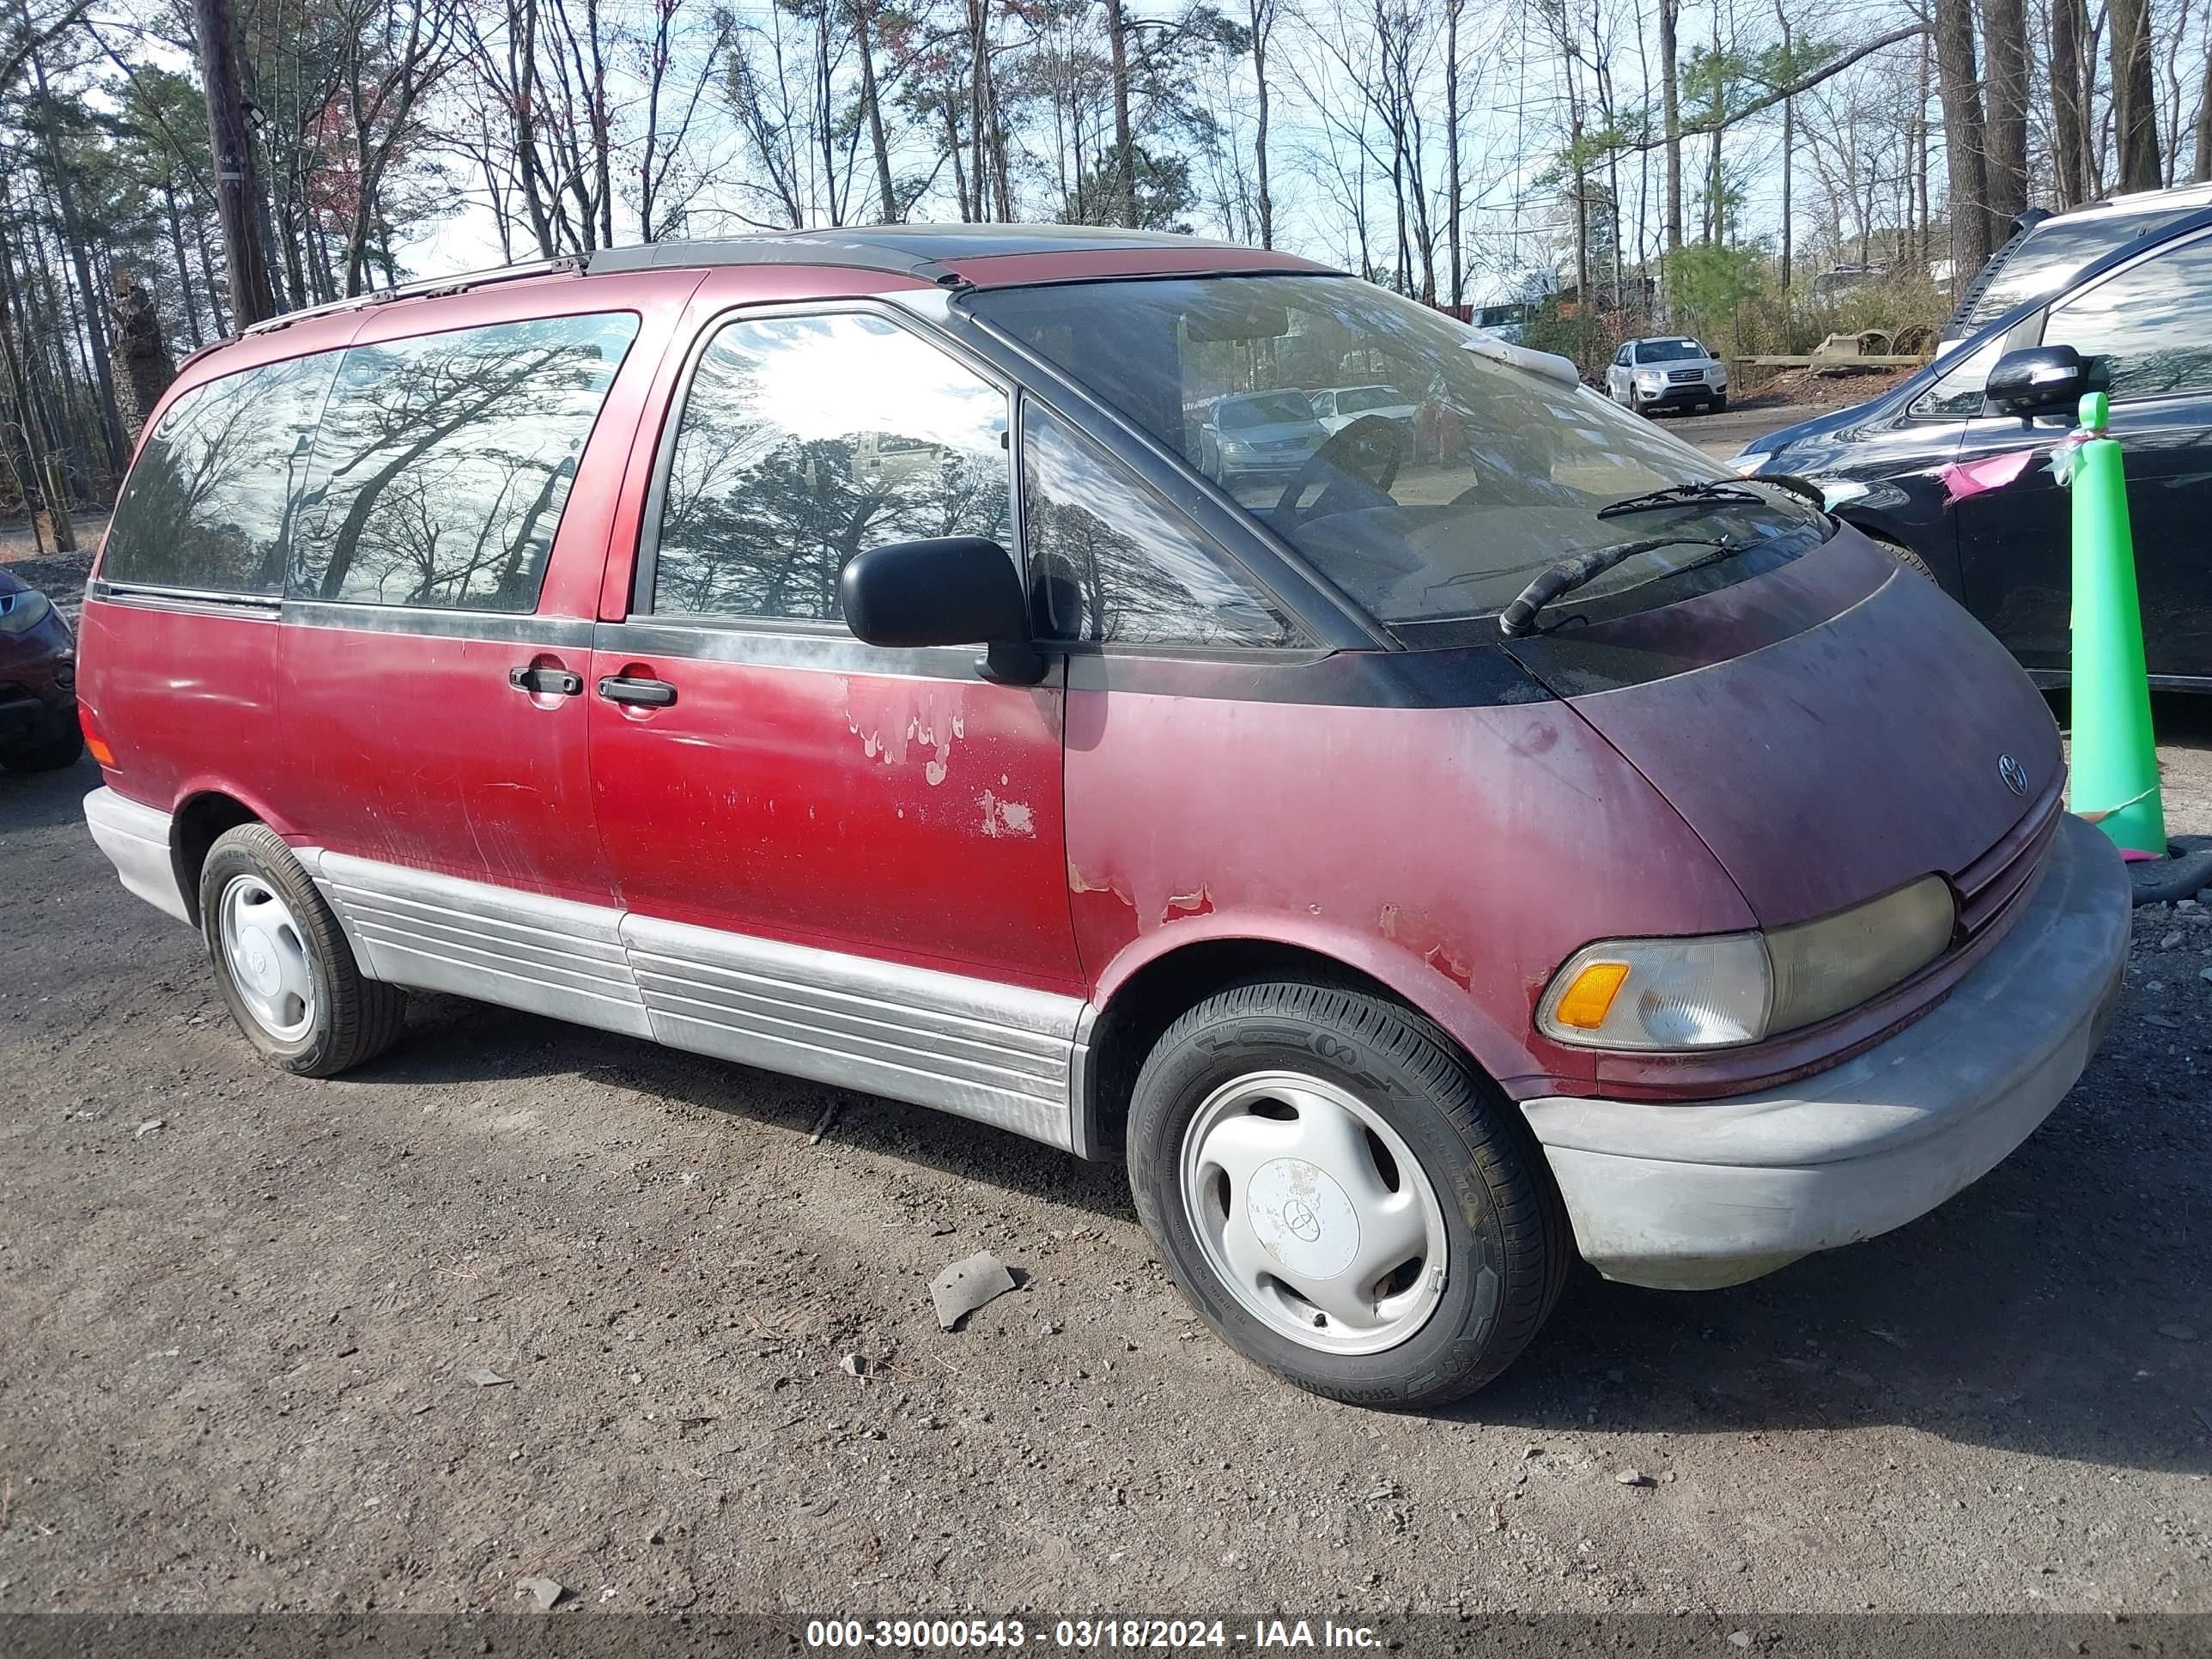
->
[1127,980,1568,1409]
[199,823,406,1077]
[1863,527,1937,580]
[1710,392,1729,412]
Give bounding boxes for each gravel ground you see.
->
[0,564,2207,1623]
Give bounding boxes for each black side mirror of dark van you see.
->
[1984,344,2091,415]
[840,536,1046,686]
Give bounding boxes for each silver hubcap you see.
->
[1181,1070,1449,1355]
[217,875,316,1042]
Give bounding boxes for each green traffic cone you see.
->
[2066,389,2166,857]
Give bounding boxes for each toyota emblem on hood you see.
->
[1998,754,2030,797]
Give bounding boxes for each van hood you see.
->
[1504,526,2062,928]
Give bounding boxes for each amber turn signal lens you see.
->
[1553,960,1630,1029]
[80,706,115,768]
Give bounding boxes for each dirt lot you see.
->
[0,562,2208,1626]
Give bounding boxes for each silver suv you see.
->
[1605,336,1728,415]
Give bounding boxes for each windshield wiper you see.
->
[1595,480,1765,520]
[1498,534,1735,637]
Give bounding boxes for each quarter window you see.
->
[1907,335,2005,418]
[100,353,337,594]
[289,313,638,611]
[2045,234,2212,403]
[1023,403,1293,648]
[650,312,1012,623]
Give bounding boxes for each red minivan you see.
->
[77,228,2131,1407]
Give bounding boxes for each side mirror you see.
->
[839,536,1045,686]
[1985,344,2090,414]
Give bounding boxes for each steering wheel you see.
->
[1274,414,1407,524]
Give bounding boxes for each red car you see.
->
[77,228,2130,1407]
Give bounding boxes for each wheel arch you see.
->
[170,788,272,928]
[1074,924,1531,1162]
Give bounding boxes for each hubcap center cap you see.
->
[239,927,283,994]
[1246,1157,1360,1280]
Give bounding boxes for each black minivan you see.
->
[1737,204,2212,688]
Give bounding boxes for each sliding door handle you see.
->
[508,665,583,696]
[597,675,677,708]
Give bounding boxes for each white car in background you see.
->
[1308,384,1419,432]
[1604,336,1729,415]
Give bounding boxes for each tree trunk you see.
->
[1981,0,2031,227]
[2195,40,2212,182]
[191,0,276,325]
[1660,0,1682,258]
[1253,0,1274,249]
[1105,0,1135,226]
[106,266,176,445]
[27,40,125,472]
[161,181,205,351]
[855,3,897,222]
[1933,0,1993,280]
[2109,0,2164,190]
[1778,0,1793,294]
[2050,0,2090,205]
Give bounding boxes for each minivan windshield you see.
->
[977,274,1823,629]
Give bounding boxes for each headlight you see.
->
[0,587,52,634]
[1731,451,1772,477]
[1635,371,1663,387]
[1219,438,1250,455]
[1537,876,1956,1051]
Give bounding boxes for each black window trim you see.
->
[628,295,1021,635]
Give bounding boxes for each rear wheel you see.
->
[1127,979,1569,1408]
[1,724,83,773]
[199,823,405,1077]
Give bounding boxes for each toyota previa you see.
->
[77,227,2130,1407]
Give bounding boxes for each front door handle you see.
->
[508,665,583,696]
[597,674,677,708]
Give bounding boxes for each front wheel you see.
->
[1127,981,1569,1408]
[1710,392,1729,413]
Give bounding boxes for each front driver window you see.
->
[2045,234,2212,403]
[652,311,1011,623]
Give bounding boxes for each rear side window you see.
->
[648,311,1011,623]
[100,354,337,594]
[2045,234,2212,403]
[289,313,638,611]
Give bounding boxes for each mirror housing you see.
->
[839,536,1045,686]
[1985,344,2091,414]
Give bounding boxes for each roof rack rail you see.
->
[238,257,580,338]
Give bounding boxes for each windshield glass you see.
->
[1337,386,1407,413]
[1635,338,1707,363]
[1218,392,1315,428]
[976,274,1824,628]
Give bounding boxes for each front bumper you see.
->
[0,684,76,753]
[1519,814,2130,1290]
[1635,380,1725,407]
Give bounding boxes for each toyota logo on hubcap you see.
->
[1998,754,2029,797]
[1279,1197,1322,1243]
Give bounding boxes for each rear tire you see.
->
[1,724,83,773]
[199,823,405,1078]
[1127,979,1569,1409]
